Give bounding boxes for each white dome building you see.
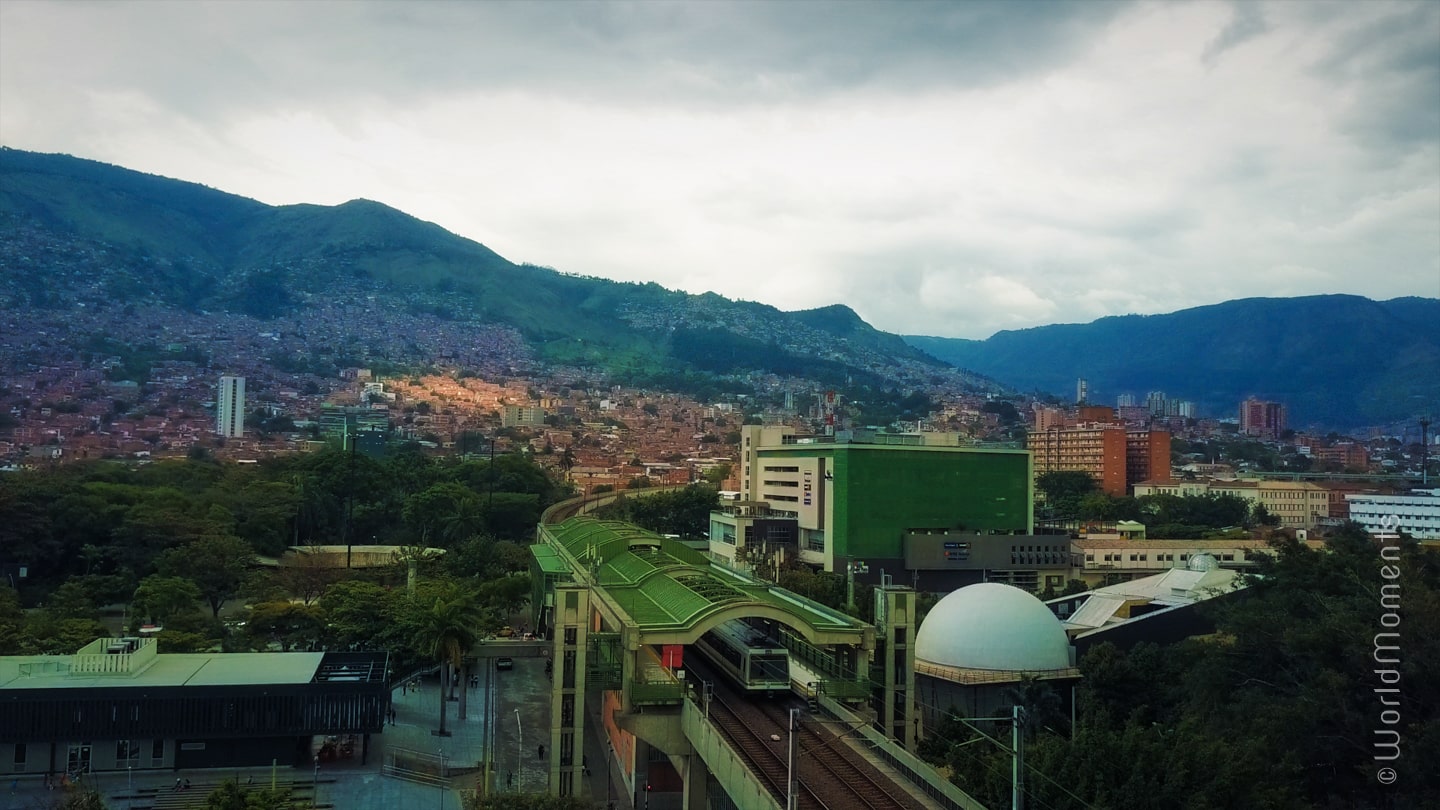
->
[916,582,1073,672]
[913,583,1079,733]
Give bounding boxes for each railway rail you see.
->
[752,698,922,810]
[693,658,923,810]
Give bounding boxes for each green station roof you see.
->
[531,543,573,576]
[540,517,866,640]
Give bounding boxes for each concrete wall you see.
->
[680,701,779,810]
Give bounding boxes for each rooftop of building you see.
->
[1073,537,1273,550]
[1347,488,1440,500]
[276,544,446,569]
[0,638,386,691]
[1054,563,1246,633]
[1135,477,1328,491]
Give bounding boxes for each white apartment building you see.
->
[1346,489,1440,539]
[217,375,245,438]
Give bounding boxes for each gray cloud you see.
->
[2,0,1132,117]
[1202,1,1269,66]
[1,0,1435,339]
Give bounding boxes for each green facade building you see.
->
[722,426,1033,582]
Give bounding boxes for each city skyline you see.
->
[1,0,1436,339]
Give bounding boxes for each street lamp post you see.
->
[846,559,868,613]
[785,709,799,810]
[514,709,522,792]
[438,749,449,810]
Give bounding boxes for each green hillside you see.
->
[905,295,1440,428]
[0,148,953,389]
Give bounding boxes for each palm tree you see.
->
[412,587,483,736]
[441,495,487,545]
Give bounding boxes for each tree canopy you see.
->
[592,484,719,538]
[924,523,1440,809]
[0,450,562,658]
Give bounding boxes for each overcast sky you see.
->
[2,0,1436,339]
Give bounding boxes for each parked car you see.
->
[496,657,514,671]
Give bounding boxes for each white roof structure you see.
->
[915,582,1073,673]
[0,649,324,690]
[1056,567,1244,633]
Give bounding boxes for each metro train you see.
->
[692,619,791,693]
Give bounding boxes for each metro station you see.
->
[525,515,984,810]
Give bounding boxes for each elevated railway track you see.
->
[691,658,925,810]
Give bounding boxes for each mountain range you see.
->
[0,148,964,401]
[2,147,1434,429]
[905,295,1440,429]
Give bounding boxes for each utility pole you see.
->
[785,708,799,810]
[951,710,1027,810]
[344,420,357,569]
[488,432,497,508]
[1011,705,1025,810]
[1421,417,1431,486]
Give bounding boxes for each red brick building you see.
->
[1028,422,1171,497]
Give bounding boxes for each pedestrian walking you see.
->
[537,744,546,759]
[173,778,182,791]
[507,770,513,788]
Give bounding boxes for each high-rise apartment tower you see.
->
[217,375,245,438]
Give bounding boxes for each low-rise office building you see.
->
[1071,538,1295,586]
[728,425,1032,579]
[1346,489,1440,539]
[1,637,388,777]
[1133,478,1330,529]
